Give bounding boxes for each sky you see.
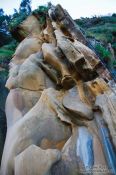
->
[0,0,116,18]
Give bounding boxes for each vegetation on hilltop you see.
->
[0,0,32,79]
[75,14,116,78]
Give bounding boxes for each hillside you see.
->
[75,14,116,78]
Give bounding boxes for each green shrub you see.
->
[95,44,115,71]
[9,13,28,31]
[0,40,18,67]
[33,5,48,26]
[0,70,8,80]
[95,44,111,60]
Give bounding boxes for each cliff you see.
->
[0,3,116,175]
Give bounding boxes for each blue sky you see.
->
[1,0,116,18]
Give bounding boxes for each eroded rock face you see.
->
[1,3,116,175]
[95,93,116,148]
[12,36,44,64]
[15,145,61,175]
[42,43,75,89]
[19,15,42,37]
[1,88,72,175]
[10,15,42,41]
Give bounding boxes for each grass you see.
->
[75,15,116,44]
[0,41,18,76]
[0,49,14,57]
[75,15,116,78]
[0,40,18,58]
[86,23,116,43]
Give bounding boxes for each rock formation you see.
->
[0,3,116,175]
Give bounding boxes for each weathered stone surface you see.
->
[87,78,110,96]
[63,87,93,120]
[51,126,80,175]
[73,40,100,68]
[95,92,116,148]
[1,88,71,175]
[51,124,108,175]
[76,125,108,173]
[43,18,56,45]
[5,88,42,127]
[15,145,61,175]
[55,30,98,81]
[6,52,45,90]
[19,15,42,37]
[42,43,75,89]
[10,15,42,41]
[12,36,43,64]
[48,4,87,44]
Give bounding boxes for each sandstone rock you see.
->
[1,88,71,175]
[10,15,42,41]
[51,124,108,175]
[12,36,43,64]
[87,78,110,96]
[55,30,98,81]
[43,18,56,45]
[5,64,20,89]
[48,4,87,44]
[74,40,100,68]
[15,145,61,175]
[63,87,93,120]
[42,43,75,89]
[19,15,42,37]
[16,52,45,90]
[95,92,116,148]
[51,126,79,175]
[5,88,42,127]
[6,52,46,90]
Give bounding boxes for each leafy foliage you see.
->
[95,44,111,60]
[9,13,27,31]
[19,0,31,14]
[0,8,11,47]
[0,40,18,69]
[9,0,32,31]
[33,5,48,26]
[95,44,115,74]
[86,23,116,43]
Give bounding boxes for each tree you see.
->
[19,0,31,15]
[9,0,31,32]
[0,8,11,47]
